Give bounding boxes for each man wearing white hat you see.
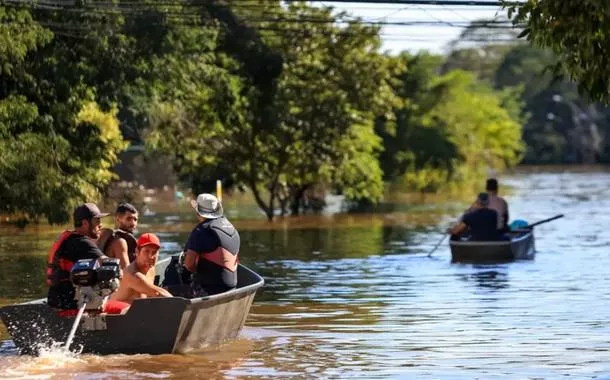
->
[183,193,240,294]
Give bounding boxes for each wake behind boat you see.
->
[0,257,264,355]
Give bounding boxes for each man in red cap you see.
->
[110,233,173,304]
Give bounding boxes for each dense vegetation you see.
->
[506,0,610,104]
[0,1,607,222]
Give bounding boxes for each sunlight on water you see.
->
[1,168,610,378]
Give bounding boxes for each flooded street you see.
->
[1,169,610,378]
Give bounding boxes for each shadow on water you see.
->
[456,268,510,291]
[3,169,610,377]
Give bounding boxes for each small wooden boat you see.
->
[0,258,264,355]
[450,229,535,263]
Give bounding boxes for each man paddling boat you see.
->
[448,192,503,242]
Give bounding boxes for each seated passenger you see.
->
[183,193,240,295]
[97,203,139,270]
[110,233,173,304]
[486,178,510,232]
[448,192,502,241]
[47,203,110,310]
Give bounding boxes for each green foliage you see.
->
[378,53,523,193]
[263,5,397,215]
[506,0,610,103]
[442,45,513,84]
[0,3,549,224]
[0,6,126,224]
[424,71,523,174]
[494,43,610,164]
[146,4,395,219]
[333,123,385,202]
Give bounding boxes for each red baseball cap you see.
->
[137,233,161,249]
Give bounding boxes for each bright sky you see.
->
[324,2,509,54]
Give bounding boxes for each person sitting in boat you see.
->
[47,203,110,310]
[97,202,139,270]
[447,192,502,241]
[110,233,173,304]
[182,193,240,295]
[485,178,509,232]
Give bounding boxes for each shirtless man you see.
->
[110,233,173,304]
[485,178,509,231]
[98,203,139,270]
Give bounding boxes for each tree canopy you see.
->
[377,53,523,193]
[507,0,610,103]
[0,7,126,224]
[0,3,530,223]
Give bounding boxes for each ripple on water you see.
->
[1,170,610,378]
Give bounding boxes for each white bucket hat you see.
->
[190,193,223,219]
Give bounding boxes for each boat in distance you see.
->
[450,229,535,263]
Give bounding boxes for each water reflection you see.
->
[456,268,510,291]
[1,169,610,377]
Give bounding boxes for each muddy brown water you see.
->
[0,169,609,379]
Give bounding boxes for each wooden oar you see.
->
[427,234,449,257]
[525,214,564,229]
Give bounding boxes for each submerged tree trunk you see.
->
[249,180,274,221]
[279,197,288,216]
[289,185,308,216]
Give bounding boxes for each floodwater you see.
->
[1,168,610,379]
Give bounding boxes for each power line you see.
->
[1,2,519,28]
[283,0,510,5]
[0,0,516,7]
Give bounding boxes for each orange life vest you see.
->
[46,230,78,286]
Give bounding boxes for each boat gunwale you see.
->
[449,230,533,247]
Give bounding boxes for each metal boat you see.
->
[450,229,535,263]
[0,257,264,355]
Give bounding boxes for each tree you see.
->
[443,18,521,83]
[148,4,397,220]
[0,6,126,224]
[260,5,397,216]
[378,53,523,192]
[494,44,610,164]
[506,1,610,103]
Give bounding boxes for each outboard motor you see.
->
[64,258,122,349]
[71,258,121,311]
